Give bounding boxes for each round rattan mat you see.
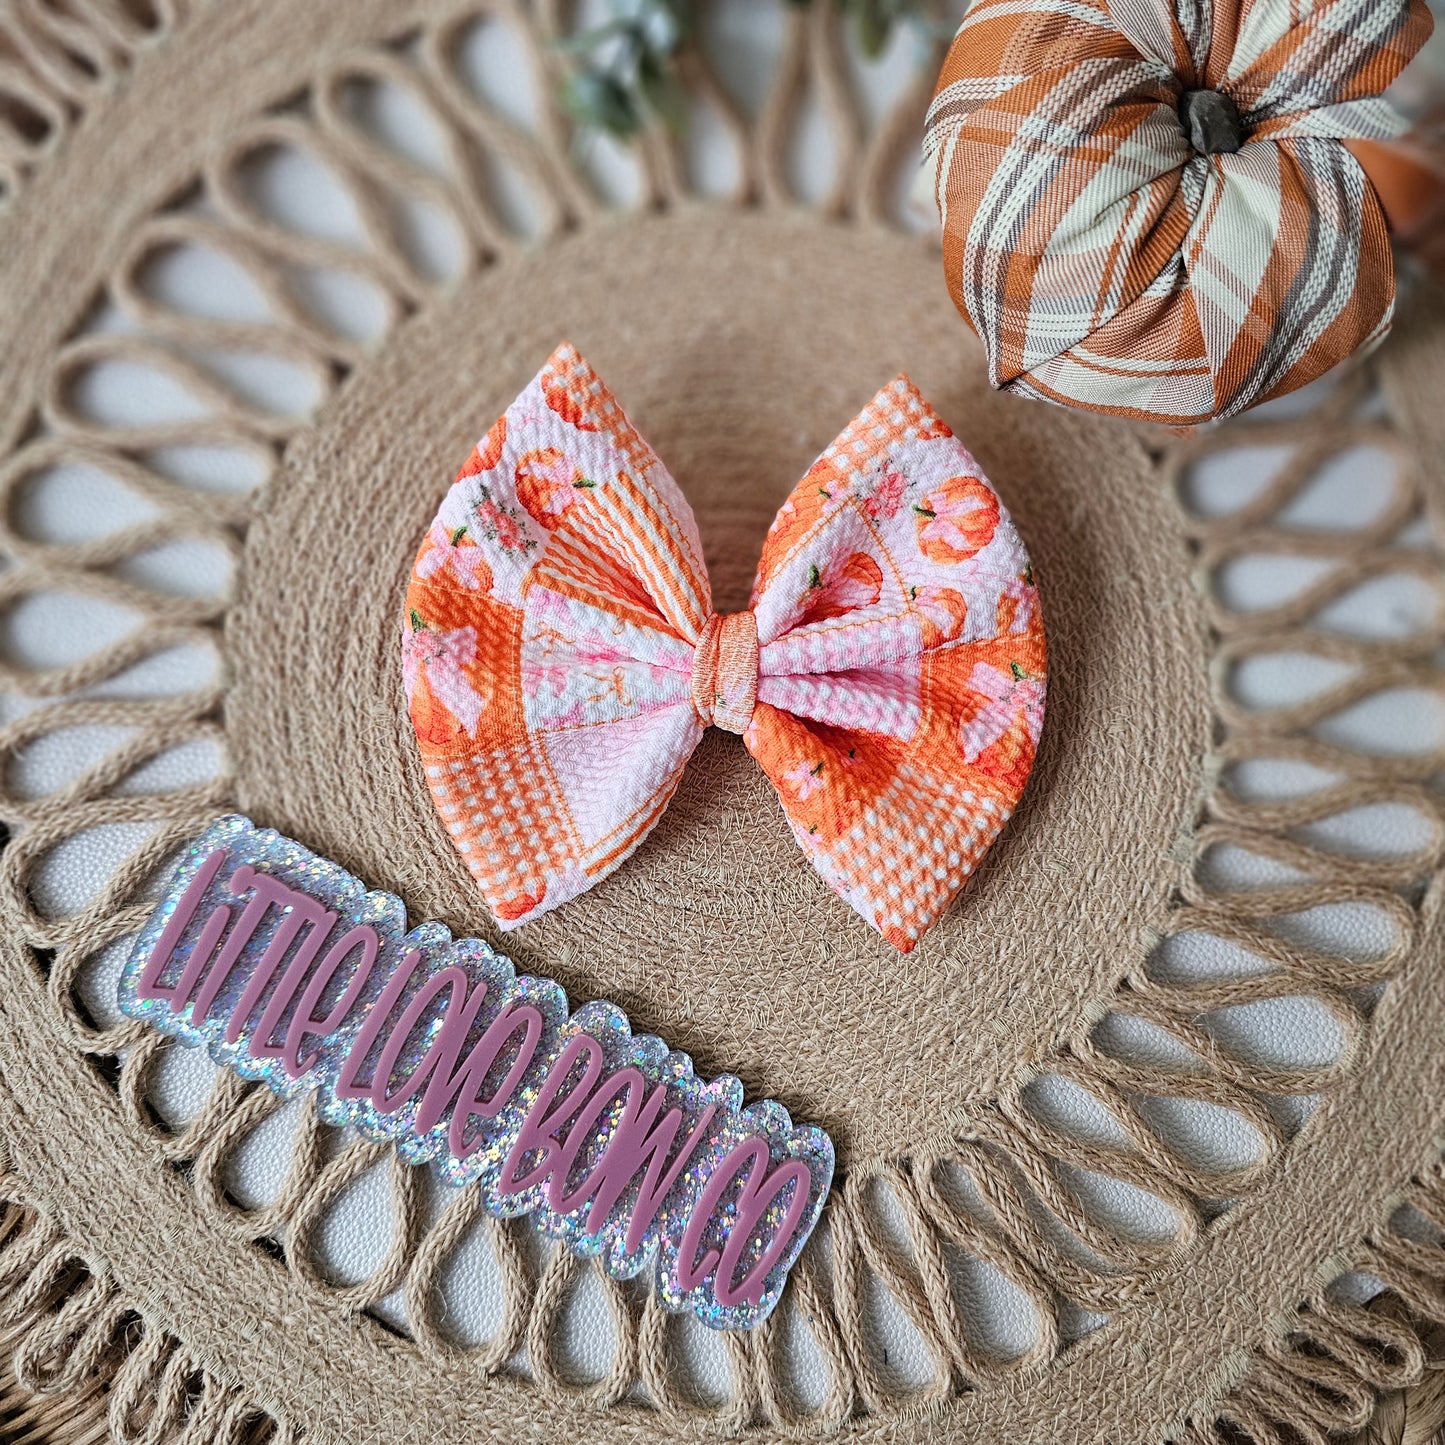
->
[228,207,1207,1168]
[0,3,1443,1444]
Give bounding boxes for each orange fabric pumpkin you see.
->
[925,0,1434,424]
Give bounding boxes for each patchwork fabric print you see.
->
[404,346,1045,952]
[923,0,1434,424]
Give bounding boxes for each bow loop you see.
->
[404,346,1046,951]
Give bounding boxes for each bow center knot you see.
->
[691,611,759,735]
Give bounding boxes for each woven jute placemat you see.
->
[0,3,1443,1443]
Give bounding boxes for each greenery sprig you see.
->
[559,0,951,140]
[558,0,692,140]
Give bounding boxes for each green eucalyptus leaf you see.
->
[667,0,695,42]
[560,68,642,137]
[553,18,631,56]
[556,0,945,152]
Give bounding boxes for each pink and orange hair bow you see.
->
[403,346,1045,952]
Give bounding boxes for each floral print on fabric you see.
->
[402,616,488,747]
[404,345,1047,952]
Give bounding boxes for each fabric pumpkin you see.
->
[924,0,1434,424]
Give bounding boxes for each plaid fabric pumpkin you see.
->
[924,0,1435,424]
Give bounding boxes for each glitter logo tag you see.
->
[119,816,833,1330]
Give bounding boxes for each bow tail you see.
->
[428,703,704,930]
[520,706,705,927]
[408,341,721,930]
[746,641,1041,953]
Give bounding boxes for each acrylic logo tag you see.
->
[120,815,833,1330]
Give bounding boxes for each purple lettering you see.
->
[120,818,833,1329]
[548,1068,718,1253]
[444,1002,546,1157]
[334,949,424,1100]
[276,925,380,1075]
[371,966,482,1115]
[499,1034,606,1196]
[408,992,537,1135]
[224,888,335,1047]
[171,904,232,1015]
[547,1066,644,1213]
[677,1140,812,1309]
[190,867,301,1024]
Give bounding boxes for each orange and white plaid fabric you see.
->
[403,346,1045,953]
[924,0,1434,424]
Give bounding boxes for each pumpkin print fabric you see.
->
[403,346,1045,953]
[924,0,1434,425]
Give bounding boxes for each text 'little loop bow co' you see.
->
[120,816,833,1330]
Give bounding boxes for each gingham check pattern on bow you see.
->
[924,0,1434,424]
[402,347,1046,952]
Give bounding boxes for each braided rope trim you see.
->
[1179,1163,1445,1445]
[2,1148,1443,1445]
[0,0,198,208]
[0,1191,298,1445]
